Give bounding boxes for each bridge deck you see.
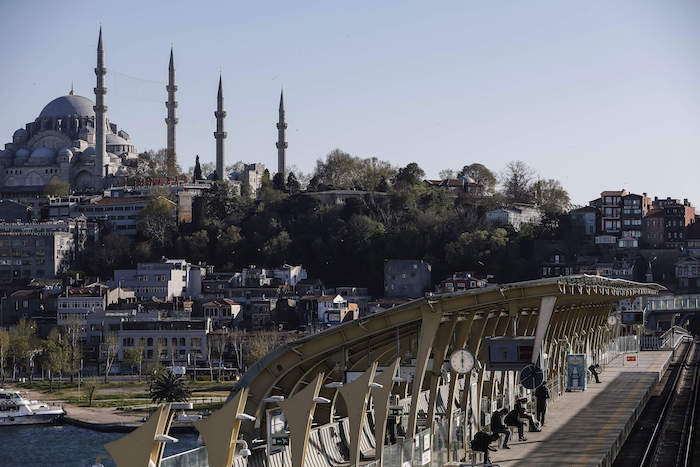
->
[490,350,672,467]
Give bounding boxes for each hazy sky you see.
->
[1,1,699,204]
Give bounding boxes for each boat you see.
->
[0,388,65,426]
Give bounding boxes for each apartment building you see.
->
[0,222,76,281]
[78,196,174,236]
[111,259,204,300]
[663,198,695,249]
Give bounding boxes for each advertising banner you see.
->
[566,354,587,392]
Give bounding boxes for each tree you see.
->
[42,328,67,391]
[0,329,9,384]
[246,332,272,366]
[307,175,321,192]
[44,179,70,197]
[272,172,286,191]
[209,331,229,381]
[438,169,455,180]
[287,172,301,194]
[123,345,144,381]
[393,162,425,188]
[193,155,203,181]
[149,369,192,404]
[62,315,82,383]
[138,197,176,248]
[262,169,271,187]
[85,382,98,407]
[313,149,361,189]
[459,163,497,195]
[501,160,535,203]
[9,319,39,381]
[530,178,571,215]
[229,329,246,371]
[102,333,120,383]
[357,157,396,191]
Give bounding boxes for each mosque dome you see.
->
[39,95,95,119]
[106,134,129,146]
[13,128,27,143]
[15,148,30,163]
[28,147,55,165]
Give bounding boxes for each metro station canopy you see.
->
[232,275,663,440]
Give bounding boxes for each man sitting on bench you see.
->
[490,408,511,449]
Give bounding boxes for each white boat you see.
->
[0,389,65,426]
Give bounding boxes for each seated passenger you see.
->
[515,397,541,432]
[504,407,527,442]
[471,430,499,463]
[490,408,511,448]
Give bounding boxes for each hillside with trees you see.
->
[82,150,571,294]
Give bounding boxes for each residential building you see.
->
[485,204,541,231]
[250,299,277,330]
[569,206,598,236]
[271,264,308,287]
[597,190,625,235]
[57,287,106,325]
[317,295,358,325]
[201,299,241,329]
[675,257,700,291]
[540,253,575,278]
[642,209,665,248]
[0,222,76,281]
[436,272,488,293]
[663,198,695,249]
[686,221,700,256]
[384,259,432,298]
[0,199,31,222]
[424,175,483,195]
[0,288,57,329]
[620,192,651,246]
[111,259,204,300]
[78,196,172,236]
[116,319,210,364]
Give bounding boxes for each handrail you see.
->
[640,340,693,466]
[683,341,699,467]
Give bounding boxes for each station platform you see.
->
[491,350,672,467]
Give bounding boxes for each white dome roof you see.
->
[15,148,30,158]
[39,95,95,119]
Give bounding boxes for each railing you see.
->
[161,447,208,467]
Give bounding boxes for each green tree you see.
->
[9,319,40,381]
[44,179,70,197]
[138,197,176,248]
[287,172,301,194]
[501,160,535,203]
[84,382,98,407]
[530,178,571,215]
[0,329,9,384]
[393,162,425,188]
[149,369,192,403]
[357,157,396,191]
[123,345,144,381]
[272,172,286,191]
[101,333,120,383]
[62,315,82,383]
[459,163,497,195]
[42,328,68,391]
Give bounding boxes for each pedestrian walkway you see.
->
[491,350,672,467]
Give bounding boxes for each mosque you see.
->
[0,28,139,195]
[0,27,289,197]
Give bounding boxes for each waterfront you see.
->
[0,424,198,467]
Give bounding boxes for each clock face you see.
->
[449,349,475,374]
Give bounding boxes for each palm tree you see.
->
[149,369,192,404]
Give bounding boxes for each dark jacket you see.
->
[535,385,550,402]
[491,411,506,431]
[504,409,521,426]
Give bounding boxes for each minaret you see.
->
[94,26,107,184]
[165,45,178,176]
[276,90,288,177]
[214,74,227,181]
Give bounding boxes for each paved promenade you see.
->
[490,350,672,467]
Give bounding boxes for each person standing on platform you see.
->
[490,408,511,448]
[535,382,550,426]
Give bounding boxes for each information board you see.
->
[566,354,587,392]
[485,336,535,370]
